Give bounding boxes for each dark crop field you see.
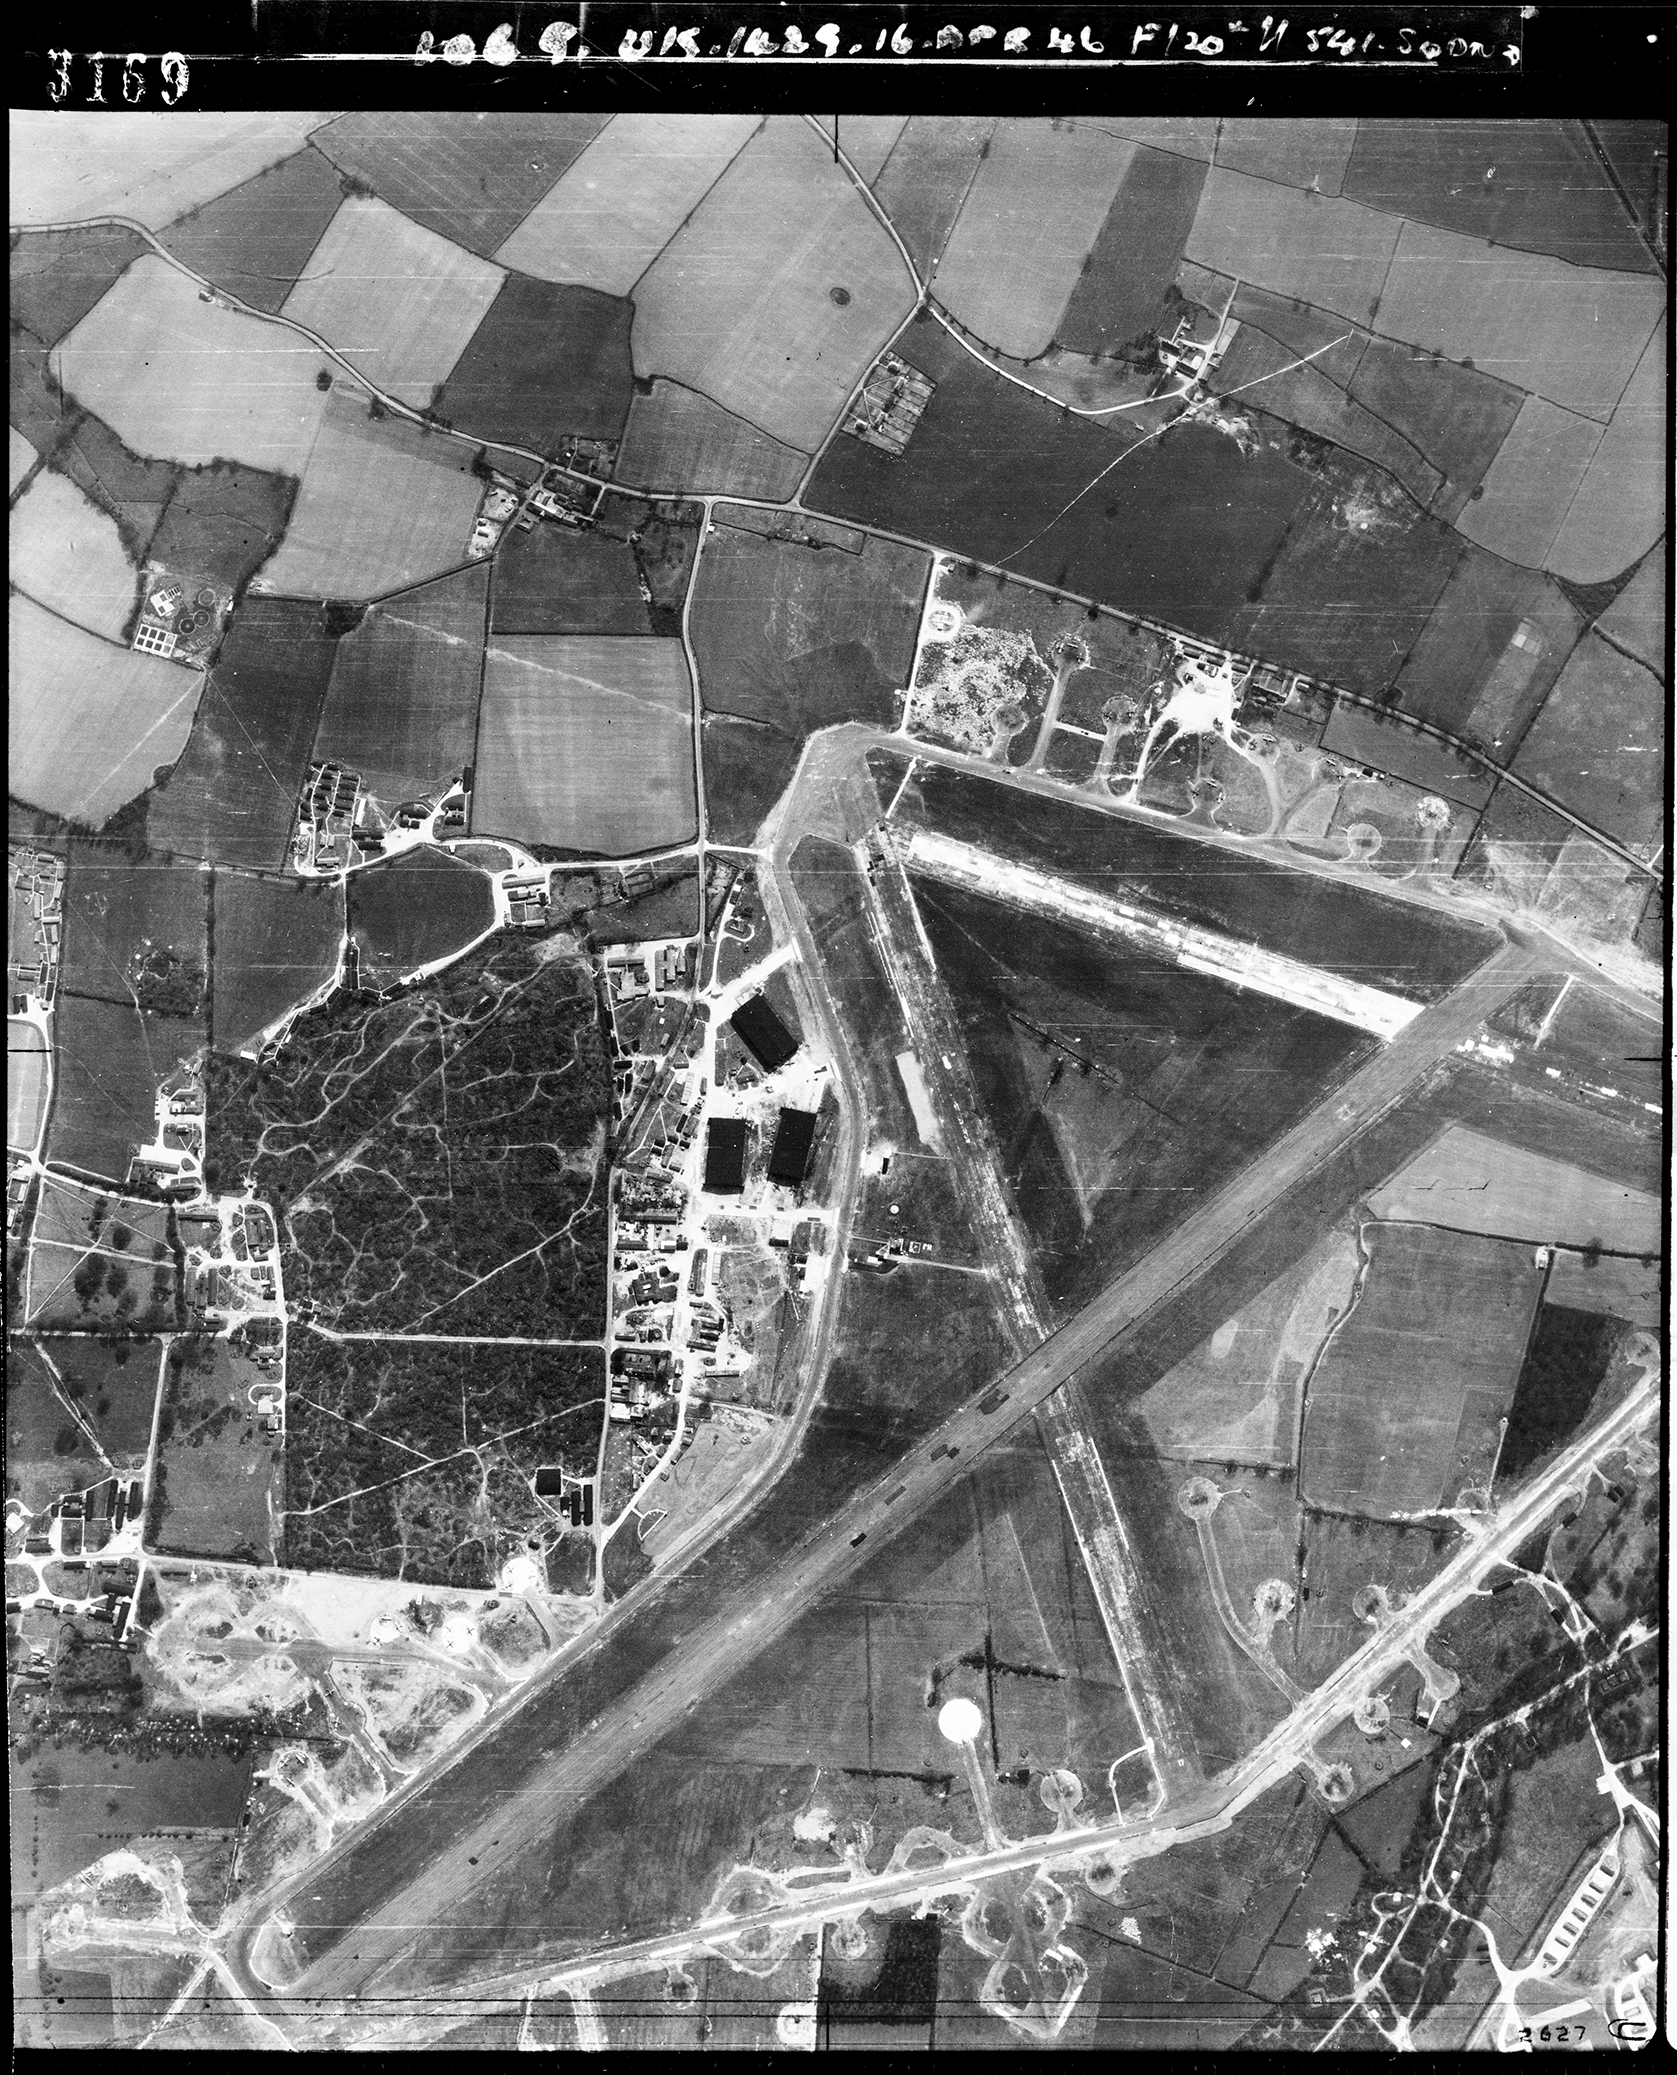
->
[157,145,344,313]
[348,848,497,987]
[60,856,207,1009]
[807,317,1315,647]
[616,378,806,502]
[147,460,298,596]
[1511,632,1664,848]
[690,523,925,840]
[914,876,1375,1315]
[10,225,147,349]
[311,112,609,258]
[436,277,634,450]
[870,116,997,279]
[148,598,341,870]
[312,563,489,804]
[1299,1225,1544,1519]
[1345,119,1655,273]
[883,756,1501,1000]
[1055,145,1207,355]
[45,993,200,1183]
[1498,1307,1628,1483]
[1347,340,1526,522]
[490,522,649,636]
[211,870,343,1056]
[594,495,703,633]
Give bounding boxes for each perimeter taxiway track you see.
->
[239,938,1542,2007]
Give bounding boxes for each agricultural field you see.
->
[1395,550,1581,739]
[53,256,334,474]
[1498,1308,1640,1485]
[10,223,150,351]
[6,1340,110,1509]
[146,458,298,595]
[434,277,634,449]
[699,724,800,849]
[616,380,807,501]
[473,635,696,856]
[630,116,916,452]
[282,1335,605,1587]
[1344,336,1526,522]
[1453,396,1605,568]
[347,848,497,988]
[583,871,702,945]
[157,144,345,313]
[60,856,207,1011]
[490,521,648,637]
[42,994,197,1183]
[28,412,180,567]
[204,934,610,1338]
[689,523,925,835]
[312,562,489,802]
[1216,115,1358,192]
[1318,703,1493,809]
[593,494,703,631]
[9,467,139,640]
[871,116,997,281]
[1365,1124,1660,1254]
[1372,220,1663,420]
[1543,1249,1661,1329]
[32,1335,162,1468]
[1055,145,1208,356]
[1510,632,1664,849]
[1596,543,1665,675]
[1135,1224,1362,1467]
[210,871,344,1056]
[147,598,341,870]
[494,113,760,294]
[8,1019,48,1154]
[10,110,328,230]
[24,1194,179,1336]
[1343,119,1656,273]
[1544,314,1667,585]
[149,1336,280,1563]
[1186,170,1401,325]
[913,875,1375,1316]
[932,119,1135,360]
[9,595,205,832]
[311,112,610,259]
[9,427,37,493]
[884,757,1500,1001]
[1455,784,1575,908]
[281,196,504,409]
[250,387,484,600]
[1299,1224,1544,1518]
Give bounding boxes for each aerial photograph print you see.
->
[6,42,1669,2058]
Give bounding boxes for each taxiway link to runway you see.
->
[253,941,1541,2006]
[405,1351,1661,2016]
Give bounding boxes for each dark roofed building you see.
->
[703,1117,748,1194]
[728,992,798,1073]
[768,1107,818,1187]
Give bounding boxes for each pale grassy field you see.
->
[1097,117,1220,158]
[1545,314,1667,584]
[53,255,332,471]
[281,196,504,408]
[475,635,696,855]
[1453,395,1603,568]
[9,593,204,826]
[616,378,807,500]
[7,1020,48,1156]
[252,388,482,599]
[1375,220,1665,419]
[495,113,760,297]
[1367,1124,1661,1254]
[932,119,1135,358]
[630,117,916,452]
[1185,168,1402,325]
[9,465,139,640]
[9,427,37,494]
[9,110,329,229]
[1213,116,1358,195]
[835,115,909,182]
